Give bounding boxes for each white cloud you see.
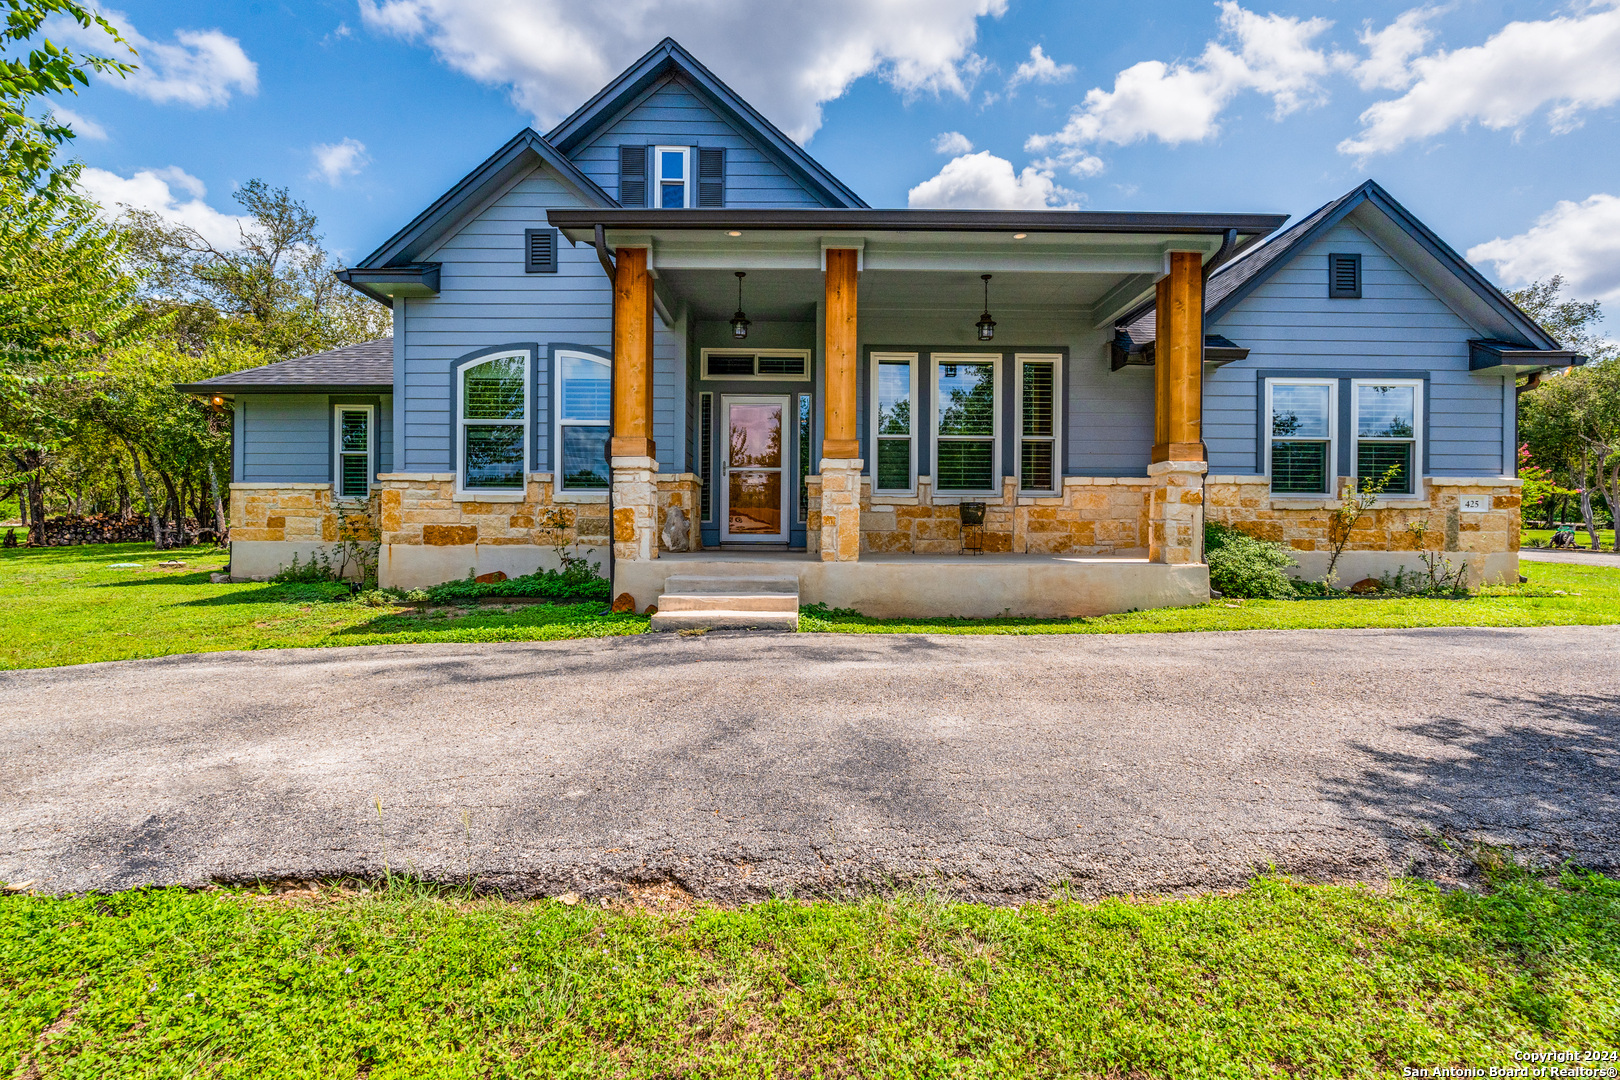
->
[310,138,371,185]
[1025,2,1334,176]
[357,0,1006,143]
[932,130,973,155]
[1006,44,1074,91]
[1351,8,1437,92]
[1468,194,1620,308]
[1340,4,1620,156]
[48,8,257,108]
[47,106,107,140]
[907,150,1073,209]
[76,166,251,248]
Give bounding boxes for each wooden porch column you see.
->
[1152,250,1204,463]
[819,248,862,561]
[611,246,655,459]
[1148,249,1207,566]
[610,245,658,565]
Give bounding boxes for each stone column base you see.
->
[1148,459,1206,564]
[818,458,862,562]
[611,455,659,562]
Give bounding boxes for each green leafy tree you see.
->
[1507,276,1617,367]
[0,0,132,198]
[1521,364,1620,550]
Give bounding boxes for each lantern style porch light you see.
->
[975,274,996,341]
[729,271,751,340]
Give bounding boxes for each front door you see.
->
[721,394,789,542]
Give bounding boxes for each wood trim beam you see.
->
[1152,251,1205,463]
[822,247,860,459]
[611,245,655,459]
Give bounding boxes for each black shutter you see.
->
[618,144,648,207]
[1328,252,1362,299]
[524,227,557,273]
[697,146,726,208]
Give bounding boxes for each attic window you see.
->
[1328,252,1362,299]
[525,228,558,273]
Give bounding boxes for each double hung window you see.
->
[933,354,1000,495]
[871,353,917,494]
[655,146,690,208]
[556,350,610,491]
[459,353,528,492]
[334,405,372,499]
[1266,379,1336,496]
[1352,380,1421,495]
[1017,355,1060,493]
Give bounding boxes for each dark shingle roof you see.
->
[174,338,393,394]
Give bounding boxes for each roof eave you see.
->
[173,382,395,396]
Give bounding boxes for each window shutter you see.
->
[618,144,648,207]
[697,146,726,208]
[524,227,557,273]
[1328,252,1362,299]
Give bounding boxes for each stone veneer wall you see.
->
[1204,475,1521,554]
[229,482,343,544]
[807,475,1152,556]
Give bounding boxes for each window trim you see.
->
[1351,378,1424,499]
[453,347,531,500]
[654,145,692,209]
[1015,353,1062,496]
[553,346,612,494]
[1265,377,1338,498]
[699,348,812,381]
[333,403,374,502]
[870,351,919,496]
[931,351,1003,499]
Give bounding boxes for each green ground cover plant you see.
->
[1,870,1615,1078]
[4,543,1620,668]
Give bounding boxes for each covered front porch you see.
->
[550,206,1282,617]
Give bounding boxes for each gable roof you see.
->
[545,37,867,209]
[1120,179,1565,354]
[351,129,616,270]
[174,338,393,395]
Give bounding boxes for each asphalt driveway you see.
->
[3,627,1616,902]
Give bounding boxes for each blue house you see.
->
[182,38,1579,622]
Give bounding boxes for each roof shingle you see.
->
[175,338,393,393]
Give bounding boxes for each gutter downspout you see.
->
[594,224,618,599]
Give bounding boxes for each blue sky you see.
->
[47,0,1620,314]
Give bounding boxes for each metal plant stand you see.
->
[959,501,986,555]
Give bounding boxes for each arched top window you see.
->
[457,351,529,493]
[555,349,611,491]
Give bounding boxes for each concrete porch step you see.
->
[650,573,800,632]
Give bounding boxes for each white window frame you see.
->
[1265,377,1337,498]
[654,145,692,209]
[1351,378,1423,499]
[455,349,530,500]
[699,348,813,381]
[333,404,374,502]
[553,348,612,494]
[870,351,919,496]
[1015,353,1062,496]
[931,352,1003,499]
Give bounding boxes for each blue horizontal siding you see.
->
[237,394,330,483]
[1206,219,1509,476]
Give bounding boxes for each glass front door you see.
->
[721,395,789,542]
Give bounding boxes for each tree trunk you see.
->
[1597,456,1620,553]
[158,469,182,543]
[123,442,165,550]
[25,470,46,547]
[206,458,228,535]
[114,461,131,516]
[1579,447,1601,551]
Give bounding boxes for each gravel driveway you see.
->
[3,627,1616,903]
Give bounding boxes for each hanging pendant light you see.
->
[729,271,751,340]
[975,273,996,341]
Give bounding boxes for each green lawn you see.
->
[4,542,1620,669]
[1523,527,1616,551]
[2,871,1615,1078]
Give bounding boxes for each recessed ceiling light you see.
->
[1013,232,1028,239]
[727,230,742,237]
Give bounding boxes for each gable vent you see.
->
[1328,252,1362,299]
[697,146,726,208]
[618,144,648,207]
[524,228,557,273]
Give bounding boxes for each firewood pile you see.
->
[37,513,156,545]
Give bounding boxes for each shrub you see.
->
[1204,521,1297,599]
[421,554,609,603]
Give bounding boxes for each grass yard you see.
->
[1523,527,1616,551]
[6,542,1620,668]
[2,871,1616,1078]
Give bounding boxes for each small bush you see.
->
[421,555,609,604]
[271,552,338,584]
[1204,521,1297,599]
